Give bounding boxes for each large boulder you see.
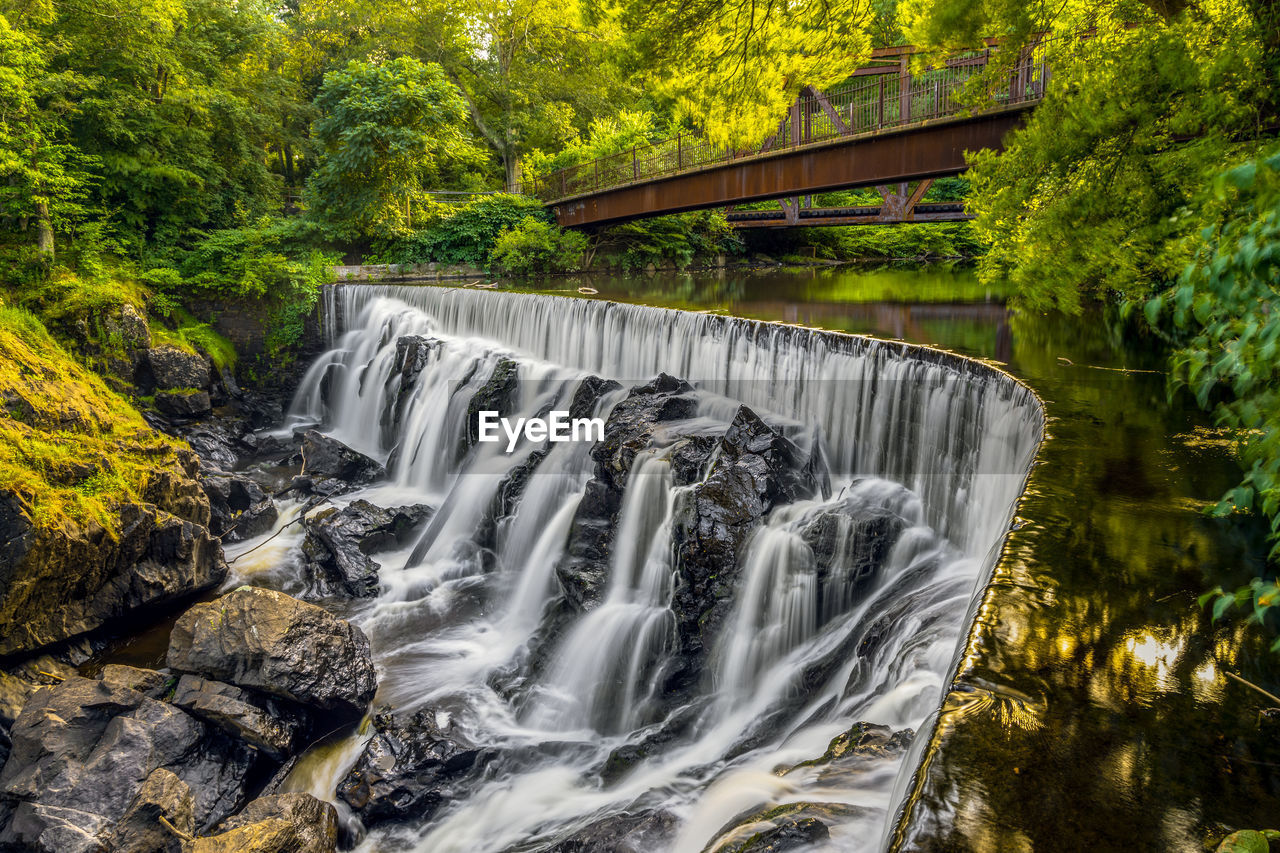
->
[156,389,213,419]
[166,587,377,721]
[0,676,255,848]
[300,430,385,490]
[336,707,489,827]
[0,493,225,658]
[301,500,432,597]
[143,346,211,391]
[385,335,438,435]
[195,793,338,853]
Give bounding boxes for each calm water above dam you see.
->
[493,263,1280,851]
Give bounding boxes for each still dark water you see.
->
[495,264,1280,852]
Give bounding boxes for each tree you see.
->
[304,57,486,240]
[621,0,875,147]
[291,0,634,190]
[900,0,1278,309]
[0,12,94,260]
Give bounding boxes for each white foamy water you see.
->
[251,284,1042,853]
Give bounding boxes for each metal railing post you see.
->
[677,134,682,170]
[633,146,638,181]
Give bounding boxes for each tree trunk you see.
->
[504,154,520,193]
[35,201,54,259]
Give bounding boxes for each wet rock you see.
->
[555,374,697,612]
[707,802,862,853]
[337,707,489,827]
[799,495,906,618]
[463,357,520,448]
[97,665,170,699]
[166,586,377,721]
[169,675,302,759]
[300,430,385,490]
[301,500,432,597]
[103,767,194,853]
[546,808,678,852]
[0,497,225,658]
[567,375,622,421]
[0,676,254,842]
[203,472,279,542]
[473,448,547,556]
[145,346,212,391]
[204,792,338,853]
[388,335,438,431]
[789,721,914,775]
[592,374,697,492]
[156,389,213,419]
[1,802,112,853]
[670,406,825,668]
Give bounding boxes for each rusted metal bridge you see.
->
[523,42,1050,228]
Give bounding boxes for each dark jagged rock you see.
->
[301,500,433,597]
[143,346,211,391]
[601,701,705,784]
[0,676,255,848]
[387,335,437,431]
[555,374,697,612]
[300,430,385,489]
[170,675,303,759]
[156,389,213,419]
[201,792,339,853]
[473,448,548,558]
[568,375,622,421]
[546,808,678,852]
[203,472,279,542]
[0,494,225,658]
[671,406,824,671]
[465,357,520,447]
[791,721,914,773]
[799,494,906,616]
[337,707,489,828]
[166,587,377,721]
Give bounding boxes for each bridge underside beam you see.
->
[727,204,971,228]
[551,107,1029,228]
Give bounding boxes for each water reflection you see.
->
[495,264,1280,852]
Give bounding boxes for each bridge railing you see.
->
[522,39,1052,204]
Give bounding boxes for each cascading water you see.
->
[256,284,1042,852]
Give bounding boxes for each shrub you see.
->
[489,218,589,274]
[595,210,743,271]
[385,194,551,267]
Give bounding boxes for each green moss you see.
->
[150,306,237,372]
[0,305,193,533]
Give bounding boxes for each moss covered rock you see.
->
[0,306,224,657]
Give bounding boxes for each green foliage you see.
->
[489,218,589,274]
[523,111,660,178]
[305,57,487,241]
[595,210,743,271]
[746,222,980,261]
[386,194,551,267]
[1152,148,1280,636]
[147,218,336,358]
[1215,829,1280,853]
[960,13,1273,311]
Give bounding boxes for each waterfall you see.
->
[272,284,1043,853]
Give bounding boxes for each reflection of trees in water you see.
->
[899,307,1279,852]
